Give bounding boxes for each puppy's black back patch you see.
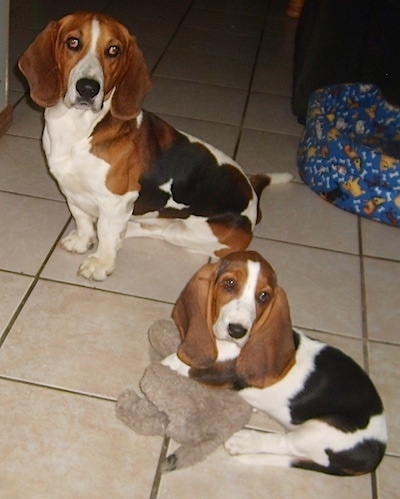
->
[289,341,384,432]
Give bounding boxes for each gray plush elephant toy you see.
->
[116,319,252,471]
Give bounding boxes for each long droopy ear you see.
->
[173,263,218,369]
[236,287,295,388]
[111,35,152,120]
[18,21,63,108]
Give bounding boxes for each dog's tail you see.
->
[249,172,293,223]
[267,172,294,185]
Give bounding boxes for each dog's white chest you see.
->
[42,102,112,215]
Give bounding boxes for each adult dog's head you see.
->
[173,251,296,388]
[18,12,152,120]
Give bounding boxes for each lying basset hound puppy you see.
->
[162,251,387,476]
[18,12,291,281]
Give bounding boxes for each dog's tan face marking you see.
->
[55,14,133,111]
[211,254,276,346]
[56,16,93,91]
[91,18,133,97]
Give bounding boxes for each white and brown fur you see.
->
[163,251,387,476]
[18,12,291,281]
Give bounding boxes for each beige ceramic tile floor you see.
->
[1,0,399,497]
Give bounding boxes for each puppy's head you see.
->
[173,250,295,383]
[18,12,151,119]
[210,251,277,348]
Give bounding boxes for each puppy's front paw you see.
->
[78,254,115,281]
[224,429,258,456]
[61,230,96,254]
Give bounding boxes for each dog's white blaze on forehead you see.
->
[241,260,261,303]
[221,259,260,331]
[66,17,103,92]
[212,259,261,344]
[91,18,101,54]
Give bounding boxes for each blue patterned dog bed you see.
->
[298,83,400,226]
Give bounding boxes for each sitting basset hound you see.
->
[18,12,291,281]
[162,251,387,476]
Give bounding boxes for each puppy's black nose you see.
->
[76,78,100,99]
[228,323,248,339]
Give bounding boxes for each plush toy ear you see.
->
[18,21,63,108]
[173,263,218,369]
[110,35,152,120]
[236,286,295,388]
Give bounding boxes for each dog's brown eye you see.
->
[106,45,121,58]
[223,278,237,292]
[258,291,270,304]
[66,37,80,51]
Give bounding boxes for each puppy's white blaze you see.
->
[213,260,260,345]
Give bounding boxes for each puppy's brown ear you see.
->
[173,263,218,369]
[236,287,295,388]
[18,21,63,108]
[111,35,152,120]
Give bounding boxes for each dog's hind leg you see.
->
[127,217,225,256]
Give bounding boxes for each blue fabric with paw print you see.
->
[298,83,400,227]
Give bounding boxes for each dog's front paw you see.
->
[61,230,96,254]
[78,254,115,281]
[224,429,258,456]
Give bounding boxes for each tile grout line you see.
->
[0,187,66,203]
[0,216,71,349]
[357,217,379,499]
[357,217,370,371]
[147,0,196,76]
[0,375,116,402]
[253,233,400,264]
[149,437,170,499]
[232,3,272,161]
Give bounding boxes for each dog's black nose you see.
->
[228,323,248,339]
[76,78,100,99]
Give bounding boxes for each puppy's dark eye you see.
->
[66,37,80,51]
[258,291,270,304]
[106,45,121,58]
[223,278,237,292]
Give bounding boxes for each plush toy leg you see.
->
[116,389,168,436]
[163,436,221,471]
[148,319,181,361]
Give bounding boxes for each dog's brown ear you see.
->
[18,21,63,108]
[110,35,152,120]
[236,287,295,388]
[173,263,218,369]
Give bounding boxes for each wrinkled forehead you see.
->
[216,253,277,288]
[58,14,96,43]
[57,13,129,50]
